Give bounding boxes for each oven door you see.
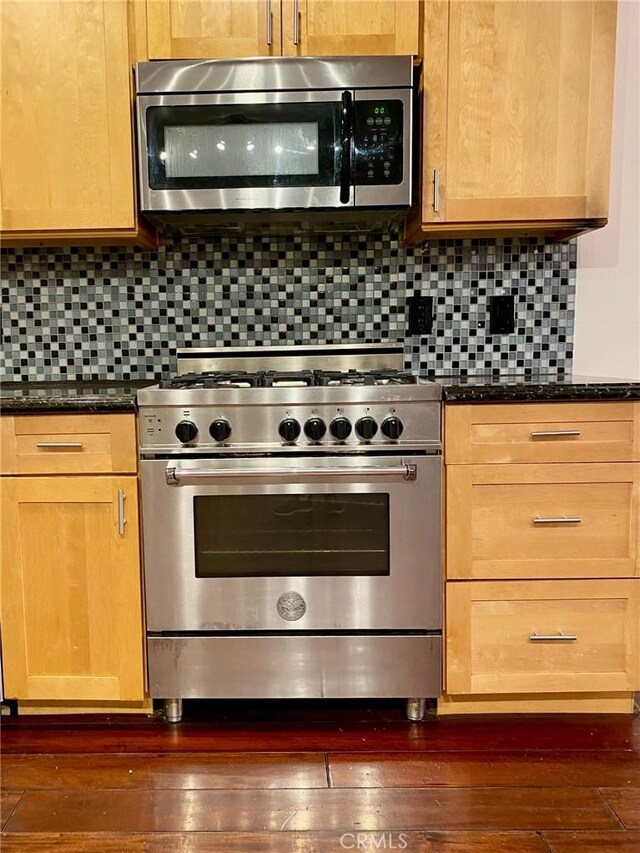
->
[137,90,351,212]
[141,454,440,632]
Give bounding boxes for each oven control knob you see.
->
[304,417,326,442]
[355,416,378,441]
[209,419,231,443]
[175,420,198,444]
[330,417,352,441]
[279,418,301,443]
[381,416,404,441]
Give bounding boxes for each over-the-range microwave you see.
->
[134,56,414,226]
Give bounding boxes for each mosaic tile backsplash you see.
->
[1,233,576,380]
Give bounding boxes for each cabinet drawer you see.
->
[1,415,137,475]
[446,579,640,695]
[445,402,640,464]
[447,463,639,579]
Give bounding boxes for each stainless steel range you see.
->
[137,344,442,722]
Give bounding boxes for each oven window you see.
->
[193,494,390,577]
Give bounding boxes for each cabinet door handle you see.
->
[530,430,581,438]
[35,441,84,449]
[533,516,582,524]
[266,0,272,45]
[117,488,127,536]
[529,632,578,642]
[433,168,440,212]
[293,0,300,45]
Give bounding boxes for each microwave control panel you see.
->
[354,100,404,186]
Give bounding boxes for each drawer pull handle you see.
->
[35,442,84,449]
[530,430,581,438]
[529,632,578,642]
[533,516,582,525]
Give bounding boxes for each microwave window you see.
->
[146,102,341,190]
[164,123,319,179]
[193,493,390,578]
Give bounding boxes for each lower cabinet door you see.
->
[0,476,144,701]
[446,579,640,695]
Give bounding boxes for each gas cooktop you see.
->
[138,344,441,454]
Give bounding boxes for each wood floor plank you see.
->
[544,830,640,852]
[2,715,638,754]
[0,830,550,852]
[599,788,640,829]
[1,752,328,791]
[0,793,23,831]
[329,751,640,788]
[2,787,619,833]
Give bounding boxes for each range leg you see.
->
[164,698,183,723]
[406,697,426,721]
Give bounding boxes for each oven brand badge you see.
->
[277,592,307,621]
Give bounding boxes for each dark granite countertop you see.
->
[433,373,640,403]
[1,373,638,413]
[0,380,156,414]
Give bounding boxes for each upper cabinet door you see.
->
[282,0,418,56]
[0,0,136,233]
[146,0,282,58]
[421,0,617,227]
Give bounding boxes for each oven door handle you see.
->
[165,464,417,484]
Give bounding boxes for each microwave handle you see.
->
[340,90,353,204]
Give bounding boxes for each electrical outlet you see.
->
[407,295,434,336]
[489,294,515,334]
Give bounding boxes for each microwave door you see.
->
[137,90,355,212]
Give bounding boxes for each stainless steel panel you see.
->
[137,398,441,455]
[140,454,441,632]
[175,342,405,374]
[136,57,414,95]
[147,634,442,699]
[140,402,441,456]
[354,88,412,208]
[140,185,349,213]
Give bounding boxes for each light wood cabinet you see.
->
[146,0,281,58]
[0,0,154,248]
[407,0,617,242]
[1,414,137,476]
[0,414,145,704]
[447,463,639,580]
[445,402,640,465]
[141,0,418,59]
[446,579,640,695]
[443,400,640,712]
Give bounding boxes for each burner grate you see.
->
[161,368,417,389]
[314,369,417,387]
[262,370,315,388]
[161,371,263,389]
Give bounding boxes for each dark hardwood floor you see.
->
[1,699,639,852]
